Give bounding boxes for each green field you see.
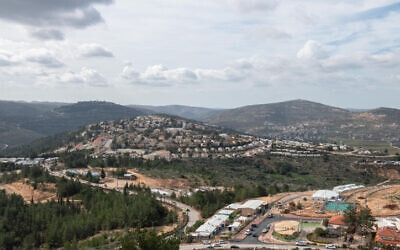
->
[340,139,400,155]
[299,222,321,228]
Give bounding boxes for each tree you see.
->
[120,229,179,250]
[343,207,375,235]
[358,207,375,235]
[343,207,358,233]
[101,168,106,179]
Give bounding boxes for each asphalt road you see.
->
[239,214,321,244]
[161,197,202,229]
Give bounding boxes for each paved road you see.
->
[239,214,321,244]
[161,197,202,229]
[180,242,330,249]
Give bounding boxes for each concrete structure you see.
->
[192,214,229,238]
[311,190,339,201]
[239,199,266,217]
[333,184,365,193]
[228,221,241,232]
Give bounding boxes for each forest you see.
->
[0,169,176,249]
[57,152,385,190]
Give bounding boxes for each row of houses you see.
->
[329,216,400,247]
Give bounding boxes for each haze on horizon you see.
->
[0,0,400,109]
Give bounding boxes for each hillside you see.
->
[130,104,222,120]
[0,101,143,149]
[204,100,400,144]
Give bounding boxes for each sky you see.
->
[0,0,400,109]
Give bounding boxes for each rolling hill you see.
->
[0,101,143,148]
[203,100,400,144]
[129,104,222,120]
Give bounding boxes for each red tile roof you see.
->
[376,227,400,246]
[329,215,346,226]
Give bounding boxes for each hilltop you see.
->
[130,104,222,120]
[0,101,143,148]
[203,100,400,145]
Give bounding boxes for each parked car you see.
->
[326,244,337,249]
[212,243,221,248]
[295,241,307,246]
[267,213,273,218]
[262,228,268,233]
[203,240,211,245]
[252,233,258,237]
[219,240,226,244]
[251,223,257,228]
[230,246,240,249]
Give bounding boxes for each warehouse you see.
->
[311,190,340,201]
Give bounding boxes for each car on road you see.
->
[295,241,307,246]
[212,243,221,247]
[326,244,337,249]
[218,240,226,244]
[267,213,273,218]
[203,240,211,245]
[252,233,258,237]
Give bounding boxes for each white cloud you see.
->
[122,64,198,86]
[297,40,328,60]
[227,0,279,12]
[79,43,114,58]
[60,67,108,87]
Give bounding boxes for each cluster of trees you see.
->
[178,184,273,218]
[343,207,375,235]
[0,162,19,172]
[0,177,176,249]
[0,165,56,185]
[59,150,90,169]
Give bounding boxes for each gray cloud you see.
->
[24,49,64,68]
[79,44,114,58]
[0,0,113,28]
[31,29,65,41]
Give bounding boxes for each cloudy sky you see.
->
[0,0,400,109]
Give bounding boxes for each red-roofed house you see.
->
[328,215,346,229]
[376,227,400,247]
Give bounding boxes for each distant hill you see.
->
[130,104,223,120]
[0,101,143,148]
[203,100,400,144]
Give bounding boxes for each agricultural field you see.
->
[341,139,400,155]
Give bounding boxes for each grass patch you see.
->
[299,222,321,228]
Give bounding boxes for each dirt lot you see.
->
[0,180,56,203]
[82,168,193,195]
[365,185,400,216]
